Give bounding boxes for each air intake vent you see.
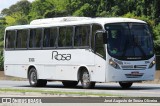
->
[125,73,143,78]
[121,65,134,69]
[121,65,147,70]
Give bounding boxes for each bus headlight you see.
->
[109,59,120,69]
[148,60,156,68]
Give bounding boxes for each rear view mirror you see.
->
[103,32,107,44]
[95,30,107,44]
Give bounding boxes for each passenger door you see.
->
[92,31,106,82]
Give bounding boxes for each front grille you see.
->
[121,65,134,69]
[125,73,143,78]
[121,65,147,70]
[134,65,147,69]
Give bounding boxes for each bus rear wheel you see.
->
[119,82,133,89]
[80,70,95,89]
[62,81,79,87]
[28,68,47,87]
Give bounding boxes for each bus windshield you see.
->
[105,23,154,60]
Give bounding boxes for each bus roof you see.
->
[5,17,146,30]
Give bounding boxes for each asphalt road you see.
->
[0,80,160,106]
[0,80,160,97]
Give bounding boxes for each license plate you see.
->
[131,71,140,75]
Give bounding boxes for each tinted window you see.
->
[58,27,73,47]
[16,29,28,48]
[95,33,106,58]
[92,24,102,49]
[43,28,57,47]
[5,30,16,49]
[74,25,90,46]
[105,23,154,60]
[29,29,42,48]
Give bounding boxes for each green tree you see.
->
[153,24,160,54]
[5,12,28,25]
[0,17,5,70]
[29,0,46,20]
[43,0,69,18]
[73,3,94,17]
[0,0,160,54]
[1,0,31,16]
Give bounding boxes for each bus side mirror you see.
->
[95,30,107,44]
[103,32,107,44]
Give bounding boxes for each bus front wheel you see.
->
[119,82,133,89]
[28,68,47,87]
[80,70,95,89]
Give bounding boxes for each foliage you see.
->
[0,0,160,69]
[0,51,3,70]
[153,24,160,54]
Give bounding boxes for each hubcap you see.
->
[30,71,37,85]
[82,72,90,86]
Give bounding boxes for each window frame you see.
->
[42,27,58,49]
[73,24,91,48]
[5,24,101,51]
[28,28,43,50]
[5,30,16,50]
[91,24,103,50]
[94,32,106,59]
[15,29,29,50]
[57,26,74,49]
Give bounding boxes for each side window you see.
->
[92,24,102,49]
[5,30,16,49]
[16,29,28,48]
[74,25,90,47]
[95,33,106,58]
[58,27,73,47]
[43,28,57,47]
[29,29,42,48]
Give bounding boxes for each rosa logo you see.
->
[52,51,71,61]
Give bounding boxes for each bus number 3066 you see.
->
[52,51,71,61]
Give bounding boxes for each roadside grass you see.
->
[0,88,121,97]
[0,77,27,81]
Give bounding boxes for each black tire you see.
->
[62,81,79,87]
[80,70,95,89]
[28,68,47,87]
[119,82,133,89]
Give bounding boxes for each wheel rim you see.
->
[30,71,37,85]
[82,72,90,87]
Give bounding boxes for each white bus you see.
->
[4,17,156,89]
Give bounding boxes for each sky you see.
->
[0,0,35,13]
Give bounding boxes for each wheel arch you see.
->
[77,66,90,81]
[27,65,36,79]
